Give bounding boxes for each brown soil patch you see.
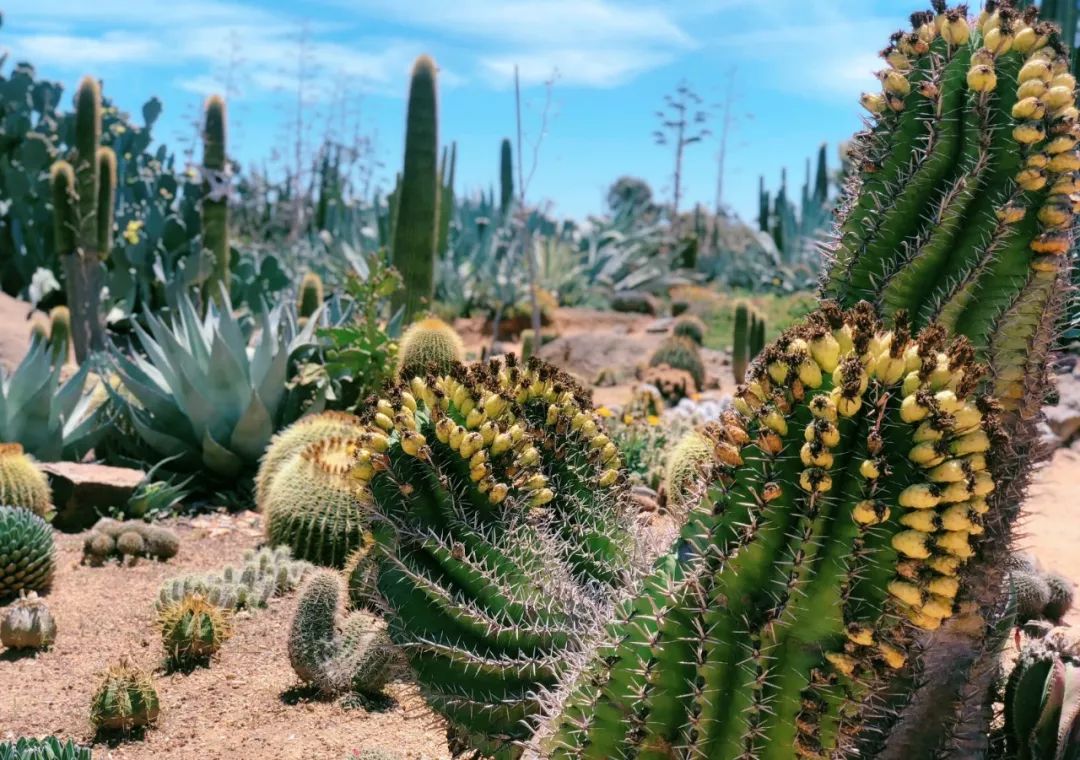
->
[0,513,449,759]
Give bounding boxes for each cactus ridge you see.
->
[823,3,1080,417]
[538,301,1007,758]
[0,444,53,518]
[349,356,637,755]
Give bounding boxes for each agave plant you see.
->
[109,287,321,479]
[0,339,105,461]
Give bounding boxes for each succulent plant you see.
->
[255,411,365,512]
[672,314,706,346]
[538,302,1008,758]
[158,593,233,667]
[661,430,714,520]
[288,570,393,695]
[0,737,91,760]
[396,317,464,380]
[0,590,56,650]
[264,436,373,568]
[297,271,324,320]
[391,56,440,323]
[200,95,229,307]
[125,463,193,520]
[157,545,311,612]
[1002,632,1080,758]
[350,356,636,754]
[109,288,319,479]
[1044,571,1076,623]
[648,335,706,392]
[90,659,159,732]
[0,506,55,601]
[1014,568,1054,623]
[0,339,105,462]
[0,444,52,518]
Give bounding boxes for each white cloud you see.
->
[12,32,159,66]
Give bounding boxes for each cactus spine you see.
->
[390,56,439,323]
[500,137,515,216]
[288,570,393,695]
[201,95,229,306]
[51,77,113,362]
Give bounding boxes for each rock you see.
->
[644,318,673,333]
[1043,373,1080,445]
[39,462,145,532]
[537,331,666,386]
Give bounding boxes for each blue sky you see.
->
[1,0,935,223]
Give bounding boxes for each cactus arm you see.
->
[74,77,101,254]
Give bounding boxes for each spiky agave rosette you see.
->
[350,356,640,757]
[533,303,1011,758]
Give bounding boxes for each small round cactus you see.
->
[663,430,714,519]
[116,531,145,558]
[158,593,233,667]
[648,335,705,392]
[0,506,55,601]
[1044,571,1075,623]
[255,411,365,512]
[90,659,160,732]
[396,317,464,380]
[671,315,706,346]
[1013,569,1052,623]
[0,443,53,518]
[82,518,180,564]
[0,590,56,650]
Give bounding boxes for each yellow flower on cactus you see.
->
[646,415,661,426]
[123,220,143,245]
[596,406,613,418]
[623,414,634,425]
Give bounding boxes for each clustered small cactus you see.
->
[158,545,311,612]
[82,518,179,564]
[0,505,55,601]
[90,659,159,733]
[0,590,56,650]
[0,444,53,518]
[158,593,232,668]
[288,570,393,695]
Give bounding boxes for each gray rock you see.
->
[40,462,145,532]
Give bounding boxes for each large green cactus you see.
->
[201,95,229,307]
[541,302,1004,758]
[351,357,636,756]
[823,3,1076,417]
[50,76,114,363]
[390,56,440,323]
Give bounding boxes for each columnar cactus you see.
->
[824,3,1079,418]
[288,570,393,695]
[751,311,767,358]
[0,506,55,601]
[263,436,372,568]
[396,317,464,380]
[50,76,114,362]
[500,137,515,216]
[0,444,53,518]
[297,271,323,320]
[90,659,160,732]
[47,305,70,364]
[733,301,750,383]
[353,357,636,755]
[201,95,229,307]
[539,302,1009,758]
[390,56,439,323]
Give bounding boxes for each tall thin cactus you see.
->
[201,95,229,307]
[500,137,515,216]
[390,55,440,323]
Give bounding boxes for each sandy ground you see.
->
[0,514,449,760]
